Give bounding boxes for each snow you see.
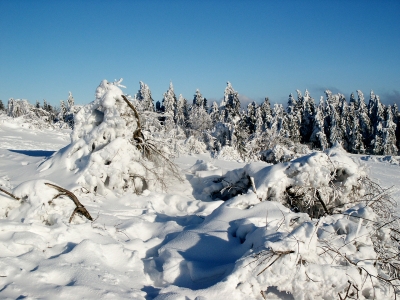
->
[1,110,400,299]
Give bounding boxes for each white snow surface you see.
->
[1,115,400,299]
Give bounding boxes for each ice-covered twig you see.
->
[45,183,93,223]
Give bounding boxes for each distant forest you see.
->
[1,81,399,158]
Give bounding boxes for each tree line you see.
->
[1,81,399,157]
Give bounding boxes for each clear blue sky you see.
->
[1,0,399,107]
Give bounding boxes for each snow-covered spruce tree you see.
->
[347,100,365,153]
[310,96,328,150]
[0,100,5,111]
[212,82,243,157]
[161,82,177,120]
[392,104,400,151]
[188,92,211,138]
[176,94,189,129]
[260,97,273,130]
[67,91,74,110]
[324,90,344,147]
[368,91,386,154]
[382,105,398,155]
[136,81,155,112]
[209,101,220,126]
[357,90,372,152]
[286,93,301,143]
[299,89,316,143]
[59,100,67,122]
[39,79,181,195]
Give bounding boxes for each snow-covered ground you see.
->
[1,114,400,299]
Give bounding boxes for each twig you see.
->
[45,183,93,223]
[0,187,20,200]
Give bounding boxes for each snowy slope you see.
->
[0,117,400,299]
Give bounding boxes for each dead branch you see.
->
[121,95,144,144]
[45,183,93,223]
[0,187,20,200]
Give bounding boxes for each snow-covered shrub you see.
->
[39,79,181,195]
[212,144,367,217]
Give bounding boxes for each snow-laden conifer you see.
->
[39,79,180,195]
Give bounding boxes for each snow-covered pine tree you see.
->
[271,103,288,137]
[39,79,181,195]
[209,101,220,126]
[349,92,357,110]
[368,91,385,154]
[162,82,178,127]
[300,89,316,143]
[324,90,343,147]
[286,93,301,143]
[193,89,205,108]
[260,97,273,130]
[347,100,365,153]
[382,105,398,155]
[310,97,328,150]
[176,94,189,129]
[67,92,74,111]
[59,100,67,122]
[221,82,241,124]
[245,101,258,135]
[392,104,400,151]
[35,100,41,109]
[338,94,349,150]
[136,81,155,112]
[356,90,372,152]
[0,100,4,111]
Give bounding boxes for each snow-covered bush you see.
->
[39,79,181,195]
[211,144,367,217]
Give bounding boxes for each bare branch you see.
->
[45,183,93,223]
[0,187,20,200]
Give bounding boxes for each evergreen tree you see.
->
[347,101,365,153]
[176,94,189,128]
[136,81,155,112]
[382,105,398,155]
[260,97,273,130]
[356,90,372,152]
[324,91,343,147]
[0,100,4,111]
[193,89,205,108]
[67,92,74,111]
[209,101,220,126]
[245,101,258,135]
[368,91,385,153]
[286,93,301,143]
[271,104,288,137]
[59,100,67,122]
[310,97,328,150]
[35,100,41,109]
[162,82,177,124]
[221,82,241,124]
[300,89,316,143]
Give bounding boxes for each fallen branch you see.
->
[0,187,20,200]
[45,183,93,223]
